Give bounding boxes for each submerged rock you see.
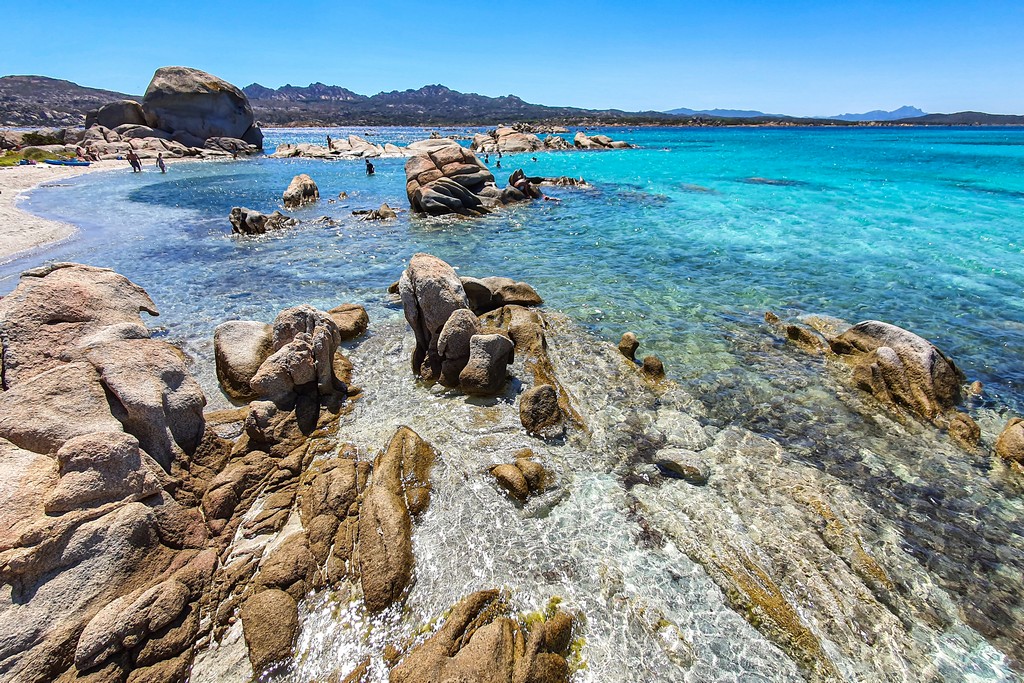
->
[995,418,1024,464]
[520,383,564,438]
[283,174,320,209]
[830,320,964,420]
[391,590,576,683]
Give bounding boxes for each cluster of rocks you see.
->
[400,253,585,445]
[490,449,551,503]
[767,313,1024,463]
[618,331,667,381]
[269,135,465,160]
[228,207,297,235]
[469,126,632,153]
[404,146,528,216]
[573,131,632,149]
[10,67,265,162]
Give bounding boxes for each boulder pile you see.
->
[74,66,263,160]
[405,147,526,216]
[573,131,633,149]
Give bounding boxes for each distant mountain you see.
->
[830,106,926,122]
[0,75,138,127]
[665,107,773,118]
[245,82,669,126]
[243,82,365,103]
[895,111,1024,125]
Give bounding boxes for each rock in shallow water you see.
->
[214,321,274,401]
[282,173,319,209]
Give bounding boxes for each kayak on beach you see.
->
[42,159,91,167]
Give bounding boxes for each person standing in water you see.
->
[326,135,333,149]
[126,148,141,173]
[365,159,375,175]
[156,153,167,174]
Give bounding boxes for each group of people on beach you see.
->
[124,148,166,173]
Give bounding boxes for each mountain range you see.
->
[1,75,1020,129]
[664,105,927,121]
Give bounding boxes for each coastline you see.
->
[0,157,188,265]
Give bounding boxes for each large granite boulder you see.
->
[399,253,472,381]
[405,147,525,217]
[459,333,514,396]
[0,263,157,386]
[829,321,964,421]
[282,174,319,209]
[86,100,147,130]
[141,66,263,149]
[214,321,275,401]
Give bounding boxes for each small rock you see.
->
[515,457,547,493]
[618,332,639,361]
[283,174,319,208]
[328,304,369,341]
[948,412,980,450]
[995,417,1024,464]
[459,333,514,396]
[654,448,709,485]
[492,464,529,502]
[520,384,564,438]
[543,611,574,654]
[642,355,666,380]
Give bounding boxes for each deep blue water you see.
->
[6,126,1024,413]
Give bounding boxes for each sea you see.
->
[2,126,1023,681]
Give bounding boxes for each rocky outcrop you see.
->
[471,127,544,154]
[573,131,632,149]
[283,174,320,209]
[399,253,473,381]
[828,321,964,420]
[0,263,218,683]
[995,418,1024,464]
[214,321,274,401]
[249,305,341,402]
[228,207,298,235]
[353,202,398,221]
[390,590,576,683]
[405,147,525,217]
[85,99,146,130]
[142,66,263,149]
[461,276,543,315]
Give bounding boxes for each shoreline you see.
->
[0,156,193,266]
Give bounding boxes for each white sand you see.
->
[0,160,133,264]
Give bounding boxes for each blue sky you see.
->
[3,0,1023,116]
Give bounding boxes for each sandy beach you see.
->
[0,159,131,264]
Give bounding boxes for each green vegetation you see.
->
[0,148,71,166]
[21,131,64,146]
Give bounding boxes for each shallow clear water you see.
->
[5,126,1024,680]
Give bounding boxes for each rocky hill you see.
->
[0,75,138,127]
[242,82,661,126]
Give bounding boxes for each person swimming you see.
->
[365,158,375,175]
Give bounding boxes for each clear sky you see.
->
[3,0,1023,116]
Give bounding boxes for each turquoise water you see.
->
[4,126,1024,677]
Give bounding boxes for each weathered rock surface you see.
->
[0,263,158,386]
[240,589,297,674]
[45,432,162,513]
[405,147,525,217]
[399,253,472,381]
[995,417,1024,464]
[283,174,320,209]
[461,275,543,314]
[230,206,299,236]
[328,303,369,341]
[359,427,437,613]
[830,320,964,421]
[459,333,515,396]
[390,590,575,683]
[214,321,274,401]
[142,66,262,148]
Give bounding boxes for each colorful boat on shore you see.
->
[42,159,90,167]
